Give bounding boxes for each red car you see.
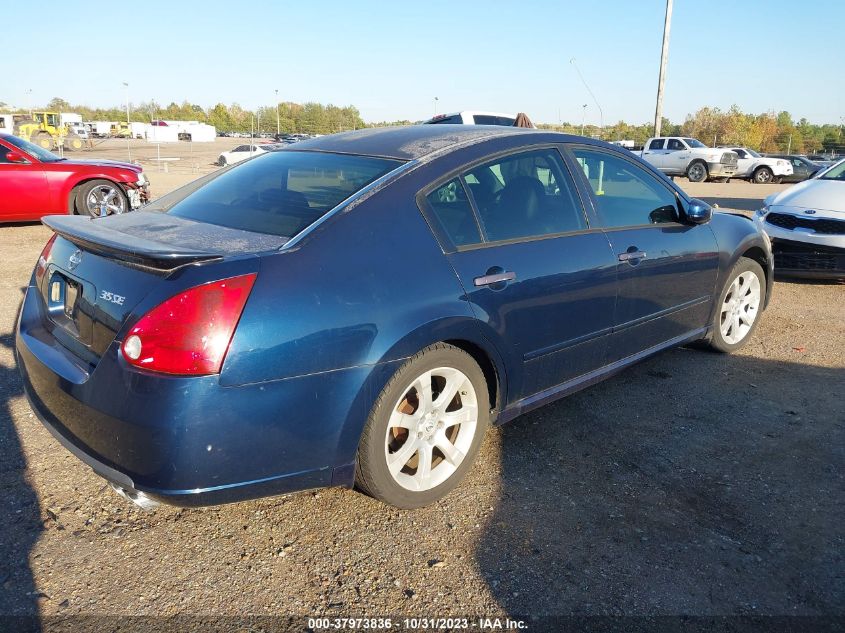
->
[0,133,149,222]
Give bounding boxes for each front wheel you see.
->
[753,166,774,184]
[355,343,490,509]
[75,179,128,217]
[707,257,766,353]
[687,161,708,183]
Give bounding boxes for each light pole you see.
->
[570,58,604,138]
[25,88,32,118]
[122,81,131,160]
[275,89,280,135]
[434,96,439,116]
[653,0,674,137]
[580,104,588,136]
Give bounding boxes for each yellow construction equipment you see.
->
[13,112,84,151]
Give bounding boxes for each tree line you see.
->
[3,97,366,136]
[3,98,842,154]
[539,106,844,155]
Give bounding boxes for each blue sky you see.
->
[2,0,843,125]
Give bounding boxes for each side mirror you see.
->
[5,151,29,164]
[685,198,712,224]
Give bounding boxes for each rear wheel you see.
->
[75,180,128,217]
[64,135,84,151]
[687,161,708,183]
[707,257,766,353]
[355,343,490,509]
[218,155,227,166]
[753,166,774,184]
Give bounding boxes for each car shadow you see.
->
[702,197,764,212]
[0,319,43,630]
[476,349,844,617]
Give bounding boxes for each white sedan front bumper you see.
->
[755,206,845,277]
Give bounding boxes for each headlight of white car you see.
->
[777,160,786,166]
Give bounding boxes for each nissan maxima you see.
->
[16,126,773,510]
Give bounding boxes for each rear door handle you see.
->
[618,250,647,262]
[474,271,516,286]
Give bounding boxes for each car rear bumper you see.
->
[14,285,377,506]
[706,162,737,177]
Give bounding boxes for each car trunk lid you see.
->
[36,212,286,364]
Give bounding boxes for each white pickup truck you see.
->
[641,137,739,182]
[718,146,793,184]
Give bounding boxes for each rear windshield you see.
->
[166,151,402,237]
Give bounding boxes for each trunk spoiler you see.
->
[42,212,287,269]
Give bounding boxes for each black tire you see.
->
[753,166,774,184]
[706,257,766,353]
[33,132,54,150]
[64,136,84,151]
[218,156,227,166]
[74,179,128,217]
[686,161,708,183]
[355,343,490,509]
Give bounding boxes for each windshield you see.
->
[2,134,63,162]
[166,151,403,237]
[818,160,845,181]
[684,138,707,148]
[747,149,761,158]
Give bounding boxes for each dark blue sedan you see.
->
[16,126,773,509]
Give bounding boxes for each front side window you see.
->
[734,149,748,158]
[462,149,586,242]
[572,148,679,228]
[165,151,402,237]
[667,139,685,151]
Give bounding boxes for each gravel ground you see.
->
[0,161,843,628]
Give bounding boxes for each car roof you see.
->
[286,125,572,161]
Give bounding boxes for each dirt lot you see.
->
[1,138,843,627]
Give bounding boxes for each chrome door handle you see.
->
[618,251,647,262]
[474,271,516,286]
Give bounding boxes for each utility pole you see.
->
[275,89,280,135]
[122,81,131,161]
[653,0,674,137]
[25,88,33,117]
[434,96,439,116]
[570,58,603,138]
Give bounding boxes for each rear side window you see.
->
[426,179,481,247]
[572,148,679,228]
[648,139,665,150]
[463,149,586,242]
[167,151,402,237]
[428,115,463,124]
[473,115,516,126]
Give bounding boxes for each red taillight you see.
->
[121,273,257,376]
[35,234,58,283]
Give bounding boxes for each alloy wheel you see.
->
[85,184,126,216]
[384,367,478,492]
[719,271,761,344]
